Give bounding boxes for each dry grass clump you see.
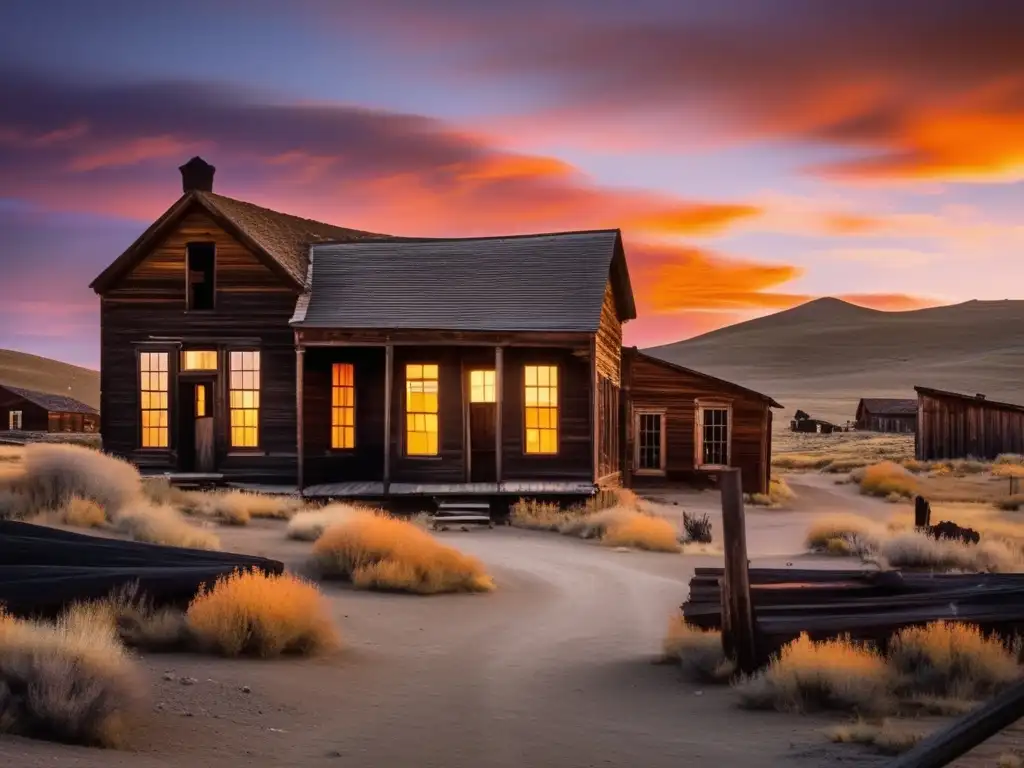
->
[509,498,578,531]
[998,753,1024,768]
[180,489,307,525]
[805,513,885,556]
[312,511,495,594]
[996,494,1024,511]
[57,497,106,528]
[20,443,141,512]
[887,622,1020,699]
[0,606,145,747]
[879,531,1024,573]
[857,461,919,499]
[736,633,895,714]
[114,501,220,551]
[186,570,340,657]
[286,503,372,541]
[826,719,923,755]
[662,615,735,683]
[0,445,24,463]
[748,476,796,507]
[772,454,832,470]
[600,508,681,552]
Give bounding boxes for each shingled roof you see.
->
[0,385,98,415]
[91,189,385,292]
[857,398,918,416]
[290,230,636,332]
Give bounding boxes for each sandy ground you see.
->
[0,478,903,768]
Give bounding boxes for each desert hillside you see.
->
[0,349,100,410]
[644,298,1024,425]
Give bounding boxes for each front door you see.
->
[178,379,216,473]
[467,369,497,483]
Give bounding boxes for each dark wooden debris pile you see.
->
[0,520,283,619]
[915,495,981,544]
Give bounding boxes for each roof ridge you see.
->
[196,191,384,237]
[312,228,622,247]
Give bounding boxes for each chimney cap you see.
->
[179,156,216,193]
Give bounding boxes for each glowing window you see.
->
[331,363,355,449]
[229,350,260,448]
[524,365,558,454]
[182,350,218,370]
[195,384,207,418]
[470,370,495,403]
[405,363,438,456]
[140,352,169,448]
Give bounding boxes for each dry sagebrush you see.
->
[826,720,923,756]
[187,570,340,657]
[856,461,919,500]
[662,615,734,683]
[312,511,494,594]
[804,513,886,557]
[287,503,371,541]
[178,488,307,525]
[0,607,145,748]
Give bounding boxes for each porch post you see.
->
[495,346,503,484]
[295,344,305,492]
[383,342,394,493]
[591,336,599,483]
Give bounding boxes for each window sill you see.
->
[697,464,730,471]
[634,469,666,477]
[403,455,443,461]
[227,450,266,457]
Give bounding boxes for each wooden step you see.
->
[428,514,493,525]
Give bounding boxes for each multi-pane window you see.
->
[469,370,495,403]
[140,351,169,448]
[182,350,218,371]
[331,363,355,449]
[635,411,665,473]
[406,364,439,456]
[524,365,558,454]
[229,351,260,448]
[700,407,730,467]
[8,410,22,430]
[195,384,207,418]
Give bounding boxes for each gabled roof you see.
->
[90,191,385,293]
[915,386,1024,414]
[0,385,98,415]
[626,349,783,408]
[291,229,637,332]
[857,398,918,417]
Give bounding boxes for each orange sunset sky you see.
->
[2,0,1023,368]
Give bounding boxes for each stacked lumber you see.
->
[0,520,283,618]
[683,566,1024,656]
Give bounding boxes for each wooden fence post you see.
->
[720,468,757,674]
[914,495,931,529]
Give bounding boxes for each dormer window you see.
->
[186,242,215,310]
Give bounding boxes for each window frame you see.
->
[228,349,261,451]
[523,363,560,456]
[8,410,23,430]
[695,399,732,470]
[468,369,496,404]
[185,241,217,312]
[633,407,667,476]
[404,362,440,458]
[181,349,219,372]
[138,349,171,450]
[330,362,356,451]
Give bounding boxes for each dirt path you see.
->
[0,524,853,768]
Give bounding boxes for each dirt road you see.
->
[0,522,860,768]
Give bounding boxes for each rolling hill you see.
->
[0,349,100,410]
[644,298,1024,425]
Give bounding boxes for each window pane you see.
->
[524,366,558,454]
[700,408,729,466]
[331,363,356,448]
[182,350,218,370]
[139,351,169,448]
[406,362,439,455]
[229,350,261,448]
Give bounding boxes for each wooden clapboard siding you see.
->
[916,389,1024,461]
[621,349,774,494]
[594,281,622,385]
[501,346,593,482]
[98,204,300,483]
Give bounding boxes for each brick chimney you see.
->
[179,156,215,193]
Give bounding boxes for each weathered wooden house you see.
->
[855,398,917,433]
[790,414,837,434]
[0,385,99,433]
[620,350,781,494]
[915,387,1024,460]
[90,157,781,501]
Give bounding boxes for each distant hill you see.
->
[0,349,100,410]
[643,298,1024,425]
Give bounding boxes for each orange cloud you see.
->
[625,203,762,237]
[822,213,888,235]
[69,135,206,172]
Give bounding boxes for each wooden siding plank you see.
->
[917,392,1024,460]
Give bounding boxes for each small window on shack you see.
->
[8,410,22,430]
[186,242,215,311]
[696,401,731,469]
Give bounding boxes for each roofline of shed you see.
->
[309,227,624,247]
[627,348,783,408]
[914,386,1024,414]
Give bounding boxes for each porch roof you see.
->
[290,229,635,332]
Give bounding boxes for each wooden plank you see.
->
[495,346,503,483]
[295,345,305,491]
[591,335,599,483]
[720,468,757,674]
[195,417,215,473]
[383,343,393,492]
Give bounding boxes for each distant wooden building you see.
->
[790,414,838,434]
[855,398,917,433]
[621,350,781,494]
[0,385,99,433]
[915,387,1024,460]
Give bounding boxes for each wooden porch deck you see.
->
[301,480,596,499]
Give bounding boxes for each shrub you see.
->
[682,512,712,543]
[662,616,734,683]
[114,502,221,551]
[858,462,919,499]
[286,503,371,541]
[888,622,1020,700]
[826,720,923,755]
[996,494,1024,511]
[509,498,576,531]
[312,512,495,594]
[600,509,681,553]
[186,570,340,657]
[996,454,1024,466]
[20,443,141,512]
[0,445,23,463]
[58,497,106,528]
[0,606,145,747]
[805,514,884,556]
[748,476,797,507]
[182,489,307,525]
[736,633,894,714]
[822,457,871,474]
[878,531,1023,573]
[772,454,832,470]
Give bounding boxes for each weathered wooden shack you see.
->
[915,386,1024,460]
[620,349,782,494]
[855,398,917,433]
[790,415,837,434]
[0,385,99,433]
